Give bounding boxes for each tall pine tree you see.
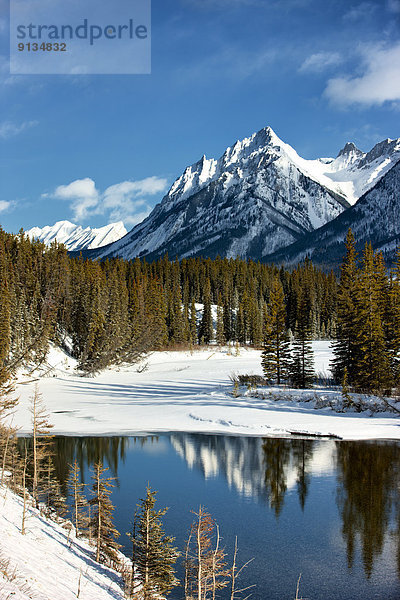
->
[289,285,315,389]
[332,229,361,385]
[261,278,290,384]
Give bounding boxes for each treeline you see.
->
[0,227,337,377]
[2,226,399,393]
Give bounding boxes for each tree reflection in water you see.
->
[50,436,158,494]
[292,439,314,511]
[335,441,400,579]
[262,438,292,516]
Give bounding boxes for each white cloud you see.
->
[53,178,98,202]
[0,200,14,213]
[324,42,400,106]
[103,177,168,208]
[47,176,168,225]
[103,177,168,226]
[299,52,342,73]
[50,178,100,221]
[0,120,38,139]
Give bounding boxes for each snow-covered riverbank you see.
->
[10,343,400,440]
[0,484,127,600]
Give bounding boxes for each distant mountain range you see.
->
[26,220,127,251]
[27,126,400,267]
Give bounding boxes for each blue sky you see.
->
[0,0,399,232]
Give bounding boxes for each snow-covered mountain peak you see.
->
[243,125,280,149]
[165,126,294,208]
[26,220,127,251]
[221,126,284,164]
[337,141,362,157]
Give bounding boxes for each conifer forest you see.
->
[1,226,400,394]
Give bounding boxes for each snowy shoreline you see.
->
[0,483,128,600]
[9,342,400,441]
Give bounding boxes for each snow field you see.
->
[10,342,400,440]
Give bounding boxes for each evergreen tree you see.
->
[90,461,121,566]
[183,280,191,344]
[332,229,360,384]
[167,284,185,345]
[222,296,232,343]
[79,264,108,373]
[289,285,315,389]
[261,278,290,384]
[246,293,263,346]
[190,298,198,345]
[0,227,346,382]
[216,295,226,346]
[353,244,391,392]
[132,486,179,600]
[391,247,400,386]
[289,325,315,389]
[198,279,213,344]
[236,303,246,344]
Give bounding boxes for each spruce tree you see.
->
[353,244,391,392]
[79,265,108,373]
[216,295,226,346]
[289,285,315,389]
[168,284,185,345]
[383,247,400,388]
[261,278,290,384]
[332,229,360,384]
[236,303,246,344]
[90,461,121,567]
[132,486,179,600]
[190,298,198,345]
[198,279,213,345]
[222,296,232,343]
